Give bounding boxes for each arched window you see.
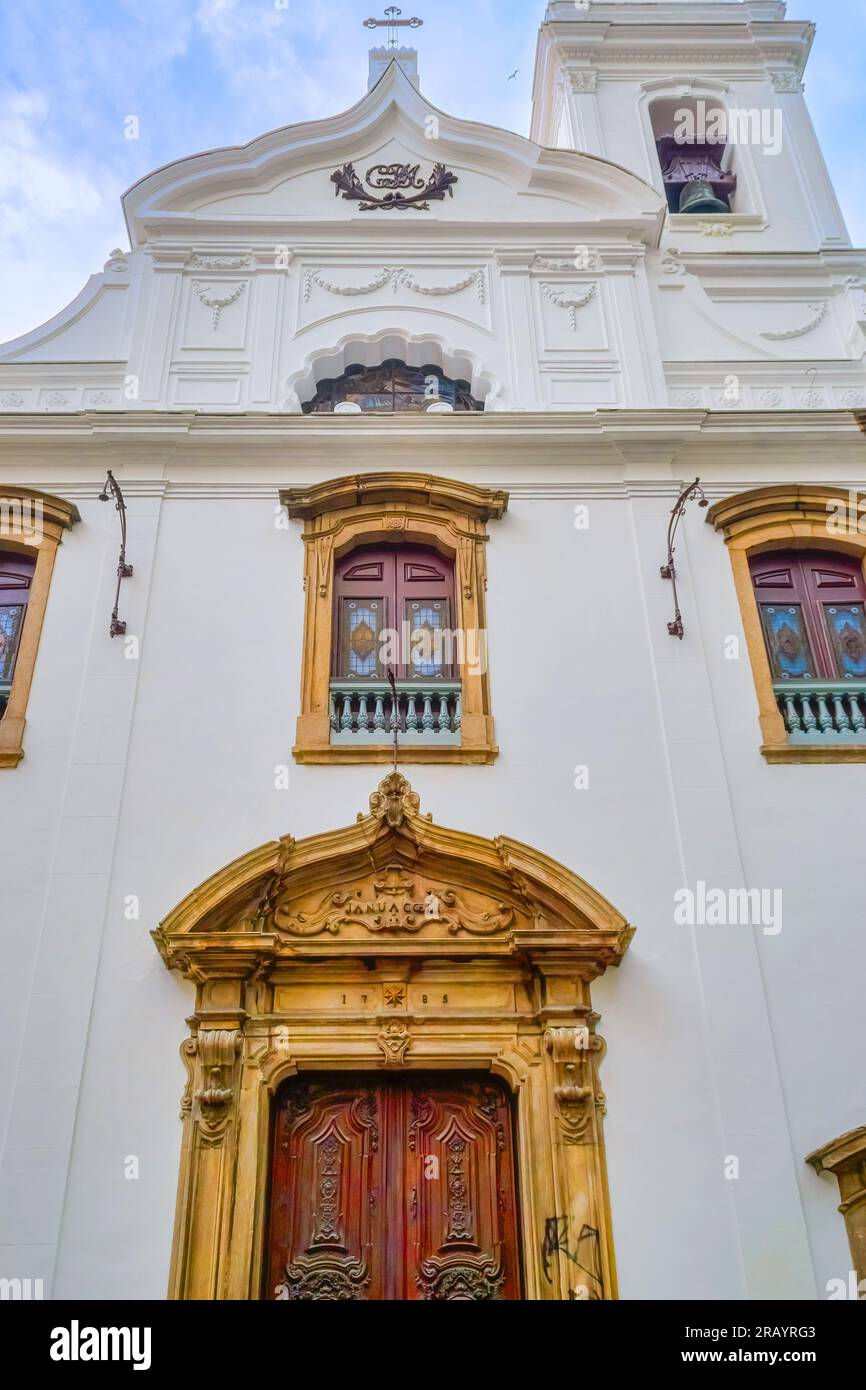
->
[0,551,36,720]
[302,359,482,414]
[751,551,866,682]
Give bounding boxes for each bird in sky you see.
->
[508,70,519,80]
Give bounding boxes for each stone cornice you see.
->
[0,408,862,445]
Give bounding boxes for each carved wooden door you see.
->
[267,1074,522,1301]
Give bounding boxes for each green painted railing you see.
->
[329,678,461,745]
[774,680,866,741]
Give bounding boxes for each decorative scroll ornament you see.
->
[330,160,458,212]
[191,280,246,328]
[190,254,252,270]
[417,1256,505,1300]
[534,253,600,272]
[365,770,423,827]
[272,860,515,938]
[378,1019,411,1066]
[303,265,485,303]
[540,281,598,330]
[697,221,733,237]
[761,300,828,341]
[771,71,804,93]
[279,1260,370,1300]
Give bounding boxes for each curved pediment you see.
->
[153,774,634,976]
[124,62,663,244]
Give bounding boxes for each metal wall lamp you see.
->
[661,477,709,639]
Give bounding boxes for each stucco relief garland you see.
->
[303,265,486,304]
[540,281,598,330]
[191,280,247,328]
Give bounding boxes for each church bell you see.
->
[678,179,733,215]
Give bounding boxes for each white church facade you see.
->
[0,0,864,1301]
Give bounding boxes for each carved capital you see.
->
[567,70,597,95]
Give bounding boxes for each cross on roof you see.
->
[364,7,423,51]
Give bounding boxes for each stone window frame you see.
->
[707,485,866,764]
[281,474,508,765]
[0,486,79,769]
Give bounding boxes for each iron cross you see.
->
[364,7,423,50]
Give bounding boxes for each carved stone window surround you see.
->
[152,773,634,1300]
[280,473,507,765]
[707,485,866,763]
[0,486,79,768]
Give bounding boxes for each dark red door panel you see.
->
[267,1074,521,1301]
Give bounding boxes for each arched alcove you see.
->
[283,330,500,413]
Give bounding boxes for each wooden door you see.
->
[267,1074,522,1301]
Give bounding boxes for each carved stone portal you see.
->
[153,773,634,1300]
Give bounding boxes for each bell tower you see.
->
[530,0,849,250]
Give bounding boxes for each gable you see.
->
[124,62,664,243]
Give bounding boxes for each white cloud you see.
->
[0,89,125,345]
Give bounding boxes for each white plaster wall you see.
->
[0,471,856,1298]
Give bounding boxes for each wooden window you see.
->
[333,544,455,680]
[281,474,506,765]
[0,552,36,719]
[750,551,866,681]
[0,488,78,768]
[708,486,866,762]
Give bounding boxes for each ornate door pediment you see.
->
[153,774,634,1301]
[153,772,634,974]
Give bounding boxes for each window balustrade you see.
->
[329,678,461,745]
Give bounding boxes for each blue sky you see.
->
[0,0,864,345]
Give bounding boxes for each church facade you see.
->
[1,0,864,1301]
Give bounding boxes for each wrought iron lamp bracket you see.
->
[98,469,133,637]
[660,477,708,639]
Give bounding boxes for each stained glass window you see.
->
[340,601,382,677]
[407,601,450,677]
[0,604,26,685]
[303,359,482,414]
[759,605,813,679]
[824,604,866,679]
